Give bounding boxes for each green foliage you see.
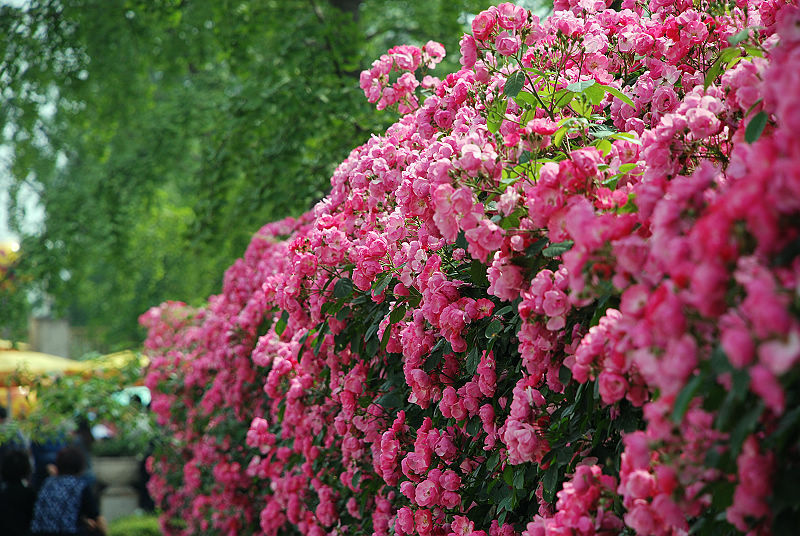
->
[0,0,494,349]
[9,352,152,448]
[108,514,162,536]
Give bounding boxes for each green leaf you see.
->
[372,273,393,296]
[617,194,639,214]
[487,97,508,134]
[583,83,607,105]
[515,91,538,107]
[527,237,549,257]
[376,391,403,410]
[466,347,481,376]
[729,403,764,458]
[552,126,568,148]
[671,373,703,423]
[380,322,393,352]
[553,89,574,109]
[497,510,508,527]
[704,47,741,89]
[566,80,595,93]
[765,406,800,450]
[542,464,559,503]
[571,98,590,118]
[742,44,764,57]
[470,260,490,286]
[466,417,482,436]
[728,26,763,46]
[486,451,500,472]
[389,305,407,324]
[566,79,596,93]
[495,305,514,316]
[558,366,572,385]
[729,28,750,46]
[610,131,641,144]
[519,151,532,164]
[424,350,443,372]
[365,318,381,341]
[598,84,634,107]
[274,310,289,336]
[503,70,526,98]
[500,213,520,230]
[503,465,514,486]
[542,240,574,257]
[595,138,612,157]
[333,277,354,299]
[744,110,768,143]
[513,468,526,489]
[591,127,615,138]
[589,294,612,327]
[485,319,502,339]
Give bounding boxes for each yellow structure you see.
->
[0,347,147,416]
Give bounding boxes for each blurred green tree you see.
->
[0,0,514,348]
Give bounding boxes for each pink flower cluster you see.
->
[142,2,800,536]
[360,41,446,113]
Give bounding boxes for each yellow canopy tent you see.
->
[0,348,149,416]
[0,349,91,417]
[0,349,91,384]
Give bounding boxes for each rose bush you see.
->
[141,1,800,535]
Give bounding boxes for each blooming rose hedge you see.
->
[140,1,800,535]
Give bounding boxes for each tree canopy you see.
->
[0,0,508,348]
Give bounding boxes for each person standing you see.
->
[0,448,36,536]
[30,446,106,536]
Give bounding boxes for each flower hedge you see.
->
[141,1,800,535]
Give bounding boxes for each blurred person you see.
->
[30,433,67,492]
[0,404,29,466]
[30,445,106,536]
[129,395,155,512]
[0,448,36,536]
[72,417,97,494]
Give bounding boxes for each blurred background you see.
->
[1,0,551,354]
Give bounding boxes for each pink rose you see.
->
[686,107,721,138]
[624,503,656,535]
[497,3,527,30]
[495,31,521,56]
[598,370,628,405]
[414,508,433,535]
[460,35,478,68]
[388,45,422,71]
[542,289,569,317]
[440,469,461,491]
[422,40,446,68]
[397,507,415,534]
[472,10,496,41]
[527,118,559,135]
[415,479,441,507]
[624,469,656,499]
[652,86,678,114]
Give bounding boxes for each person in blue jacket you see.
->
[30,446,106,536]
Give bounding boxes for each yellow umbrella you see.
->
[0,350,91,417]
[0,349,91,384]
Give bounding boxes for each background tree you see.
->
[1,0,548,348]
